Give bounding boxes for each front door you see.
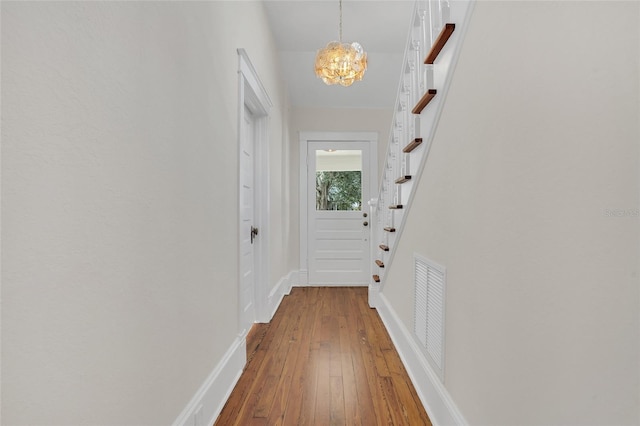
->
[307,141,371,285]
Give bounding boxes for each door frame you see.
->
[238,49,272,336]
[298,131,378,286]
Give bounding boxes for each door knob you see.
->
[363,221,368,226]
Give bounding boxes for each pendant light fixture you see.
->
[314,0,367,87]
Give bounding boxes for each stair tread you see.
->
[425,23,456,64]
[395,175,412,184]
[403,138,423,153]
[412,89,437,115]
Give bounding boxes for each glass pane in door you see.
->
[315,149,362,211]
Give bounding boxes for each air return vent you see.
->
[413,254,446,381]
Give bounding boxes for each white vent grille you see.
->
[413,254,445,380]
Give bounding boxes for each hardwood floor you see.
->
[214,287,431,426]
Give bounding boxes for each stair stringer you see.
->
[370,0,476,299]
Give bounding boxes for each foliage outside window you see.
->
[316,171,362,211]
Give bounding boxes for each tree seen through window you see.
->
[316,170,362,211]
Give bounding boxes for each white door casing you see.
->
[238,49,272,337]
[299,132,378,286]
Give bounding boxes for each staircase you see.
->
[369,0,475,307]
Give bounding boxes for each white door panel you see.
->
[315,216,364,230]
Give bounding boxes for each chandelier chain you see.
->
[339,0,343,42]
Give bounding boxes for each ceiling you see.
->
[262,0,415,110]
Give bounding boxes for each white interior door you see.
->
[239,105,256,333]
[307,141,371,285]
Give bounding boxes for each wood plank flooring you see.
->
[214,287,431,426]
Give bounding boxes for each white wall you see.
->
[1,1,292,424]
[383,1,639,424]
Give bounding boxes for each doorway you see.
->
[239,105,257,335]
[299,132,378,286]
[238,49,272,337]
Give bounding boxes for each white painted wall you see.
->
[382,1,639,424]
[269,83,294,291]
[1,1,292,424]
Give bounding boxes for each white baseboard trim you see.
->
[174,270,300,426]
[264,270,297,321]
[298,269,308,286]
[286,270,297,293]
[172,336,246,426]
[376,293,467,426]
[368,283,380,308]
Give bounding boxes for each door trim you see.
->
[298,131,378,286]
[238,49,272,336]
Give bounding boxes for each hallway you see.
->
[215,287,430,425]
[2,1,638,424]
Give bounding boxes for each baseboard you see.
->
[263,270,297,321]
[173,270,299,426]
[368,282,380,308]
[172,336,246,426]
[376,293,467,426]
[295,269,373,288]
[298,269,308,286]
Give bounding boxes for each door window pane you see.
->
[316,150,362,211]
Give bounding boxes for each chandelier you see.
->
[314,0,367,87]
